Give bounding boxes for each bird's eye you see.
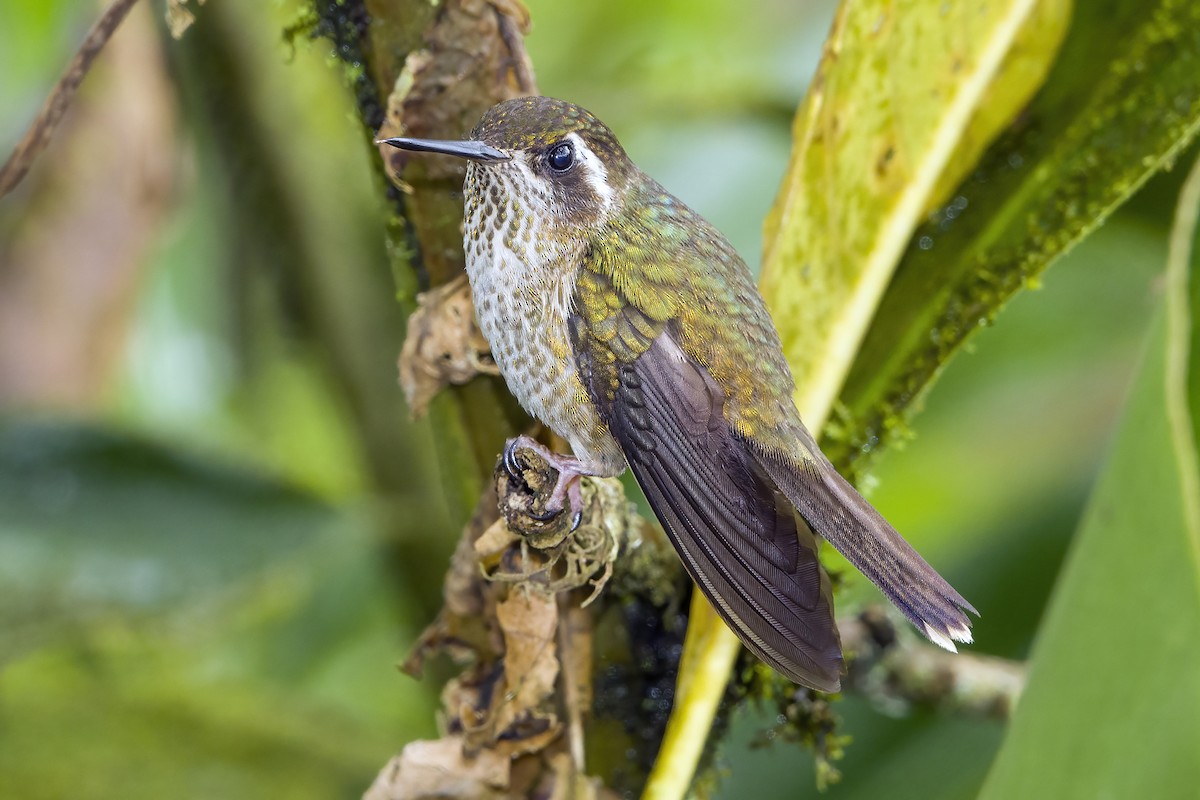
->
[547,143,574,172]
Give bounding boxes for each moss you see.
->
[717,657,849,792]
[307,0,384,131]
[591,531,689,797]
[592,595,688,795]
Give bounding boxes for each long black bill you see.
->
[376,137,510,162]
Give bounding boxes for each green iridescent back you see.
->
[575,175,815,462]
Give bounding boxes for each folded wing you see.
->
[587,332,843,691]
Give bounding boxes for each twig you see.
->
[491,1,537,95]
[0,0,141,198]
[841,606,1026,720]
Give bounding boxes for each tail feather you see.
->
[752,438,977,650]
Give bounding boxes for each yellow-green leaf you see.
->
[977,153,1200,799]
[924,0,1071,213]
[829,0,1200,476]
[760,0,1068,429]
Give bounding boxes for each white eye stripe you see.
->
[565,131,614,213]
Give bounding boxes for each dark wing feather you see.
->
[753,429,977,650]
[585,332,842,691]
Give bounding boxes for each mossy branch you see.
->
[310,0,535,520]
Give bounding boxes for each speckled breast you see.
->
[462,163,625,475]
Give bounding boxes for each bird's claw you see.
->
[527,505,563,522]
[523,501,582,531]
[503,439,524,482]
[498,434,587,530]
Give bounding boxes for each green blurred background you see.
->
[0,1,1181,797]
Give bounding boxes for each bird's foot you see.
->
[502,435,587,532]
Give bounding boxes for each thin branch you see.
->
[0,0,141,198]
[841,606,1026,721]
[492,1,537,95]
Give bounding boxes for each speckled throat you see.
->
[462,160,626,476]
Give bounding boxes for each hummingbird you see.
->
[380,96,975,692]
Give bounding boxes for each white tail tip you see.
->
[949,622,974,644]
[923,622,959,653]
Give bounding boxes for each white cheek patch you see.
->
[566,131,614,213]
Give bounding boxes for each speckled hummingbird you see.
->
[380,96,975,691]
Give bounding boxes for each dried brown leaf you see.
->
[380,429,669,796]
[375,0,538,285]
[495,591,560,720]
[404,492,501,677]
[474,518,522,564]
[364,735,511,800]
[398,275,498,418]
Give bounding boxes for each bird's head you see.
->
[379,96,632,232]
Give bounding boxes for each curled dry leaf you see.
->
[398,274,498,418]
[374,0,536,154]
[484,591,562,756]
[364,735,510,800]
[488,0,532,36]
[404,490,501,678]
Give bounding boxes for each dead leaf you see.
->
[375,0,539,285]
[492,591,560,731]
[398,275,498,418]
[364,735,511,800]
[404,493,500,677]
[488,0,532,34]
[378,447,670,798]
[475,518,522,565]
